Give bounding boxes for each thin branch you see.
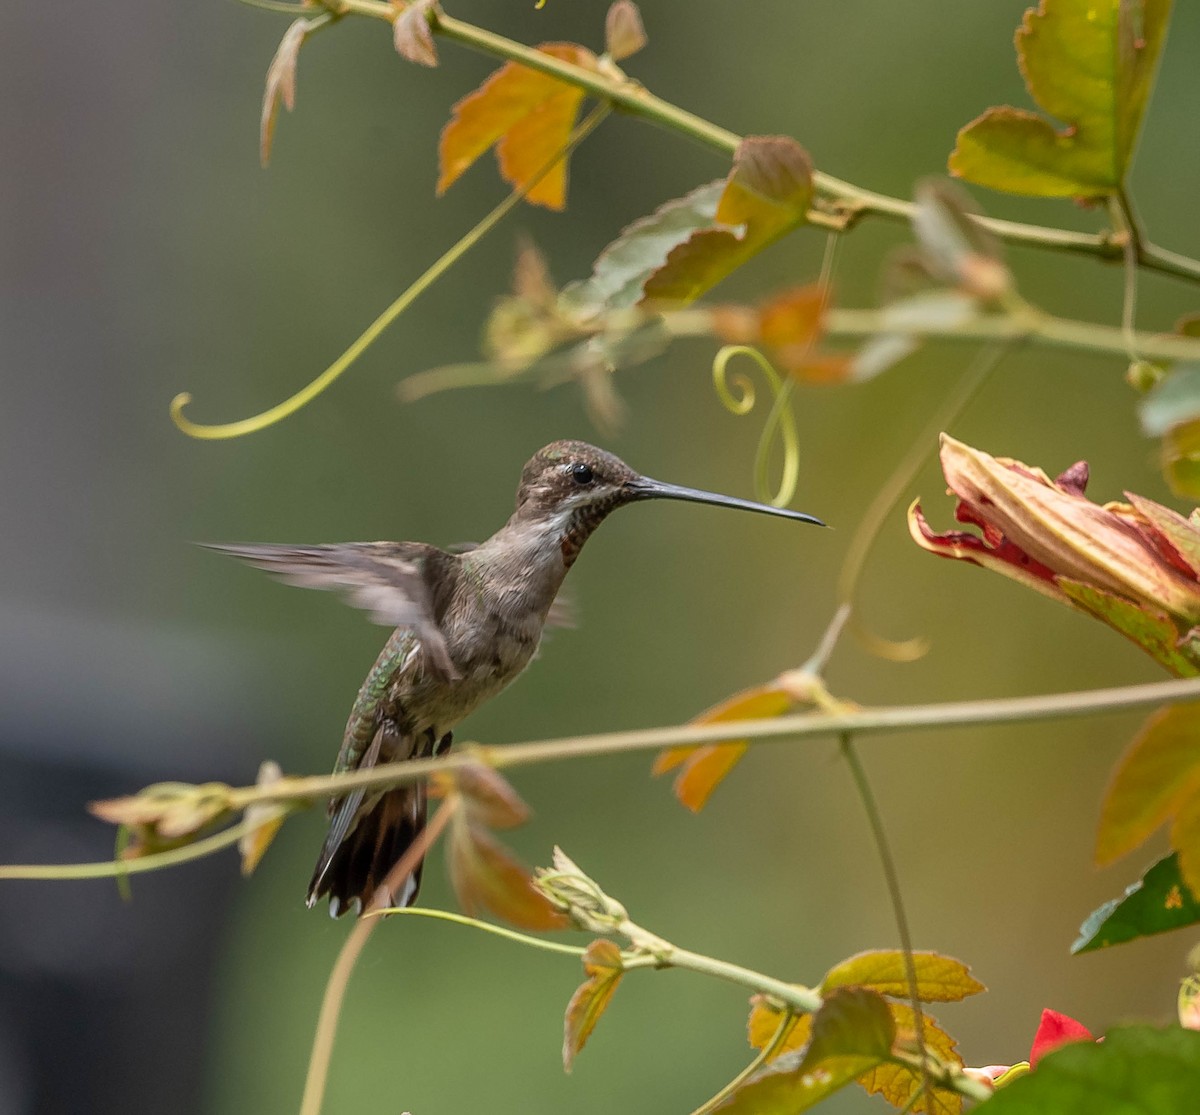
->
[816,306,1200,363]
[688,1008,793,1115]
[220,673,1200,812]
[0,814,274,880]
[299,798,457,1115]
[839,733,931,1108]
[366,905,588,956]
[314,0,1200,285]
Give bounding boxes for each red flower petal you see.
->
[1029,1008,1093,1067]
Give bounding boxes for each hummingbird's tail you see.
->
[307,785,428,918]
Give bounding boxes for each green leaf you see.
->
[1140,366,1200,438]
[1060,581,1200,678]
[972,1025,1200,1112]
[821,950,986,1002]
[949,0,1174,197]
[718,988,894,1114]
[643,136,812,305]
[1161,419,1200,500]
[1072,852,1200,953]
[563,181,725,313]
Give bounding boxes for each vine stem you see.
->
[299,797,457,1115]
[0,812,285,881]
[688,1008,793,1115]
[839,733,931,1107]
[309,0,1200,285]
[215,673,1200,812]
[170,101,611,438]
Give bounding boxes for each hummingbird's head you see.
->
[513,441,824,567]
[515,440,638,521]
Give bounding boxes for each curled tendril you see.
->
[711,344,799,508]
[169,104,611,440]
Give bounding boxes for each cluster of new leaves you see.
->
[741,952,984,1115]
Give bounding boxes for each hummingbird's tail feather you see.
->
[307,784,427,918]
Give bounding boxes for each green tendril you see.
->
[711,344,799,507]
[170,102,611,440]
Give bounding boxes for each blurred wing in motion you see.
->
[206,541,457,679]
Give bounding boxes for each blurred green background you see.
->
[3,1,1200,1112]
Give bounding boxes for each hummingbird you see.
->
[210,441,824,917]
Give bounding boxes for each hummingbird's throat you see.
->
[559,493,623,569]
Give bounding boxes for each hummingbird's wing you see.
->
[206,541,457,680]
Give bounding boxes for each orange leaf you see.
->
[437,44,597,210]
[858,1003,962,1115]
[563,938,624,1071]
[447,816,568,930]
[747,996,812,1058]
[821,950,985,1003]
[1096,703,1200,867]
[653,682,793,812]
[758,285,825,352]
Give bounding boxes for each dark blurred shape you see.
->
[0,601,270,1115]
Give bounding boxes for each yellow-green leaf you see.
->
[747,997,812,1059]
[722,989,894,1115]
[859,1003,963,1115]
[822,950,986,1003]
[641,136,812,305]
[949,0,1174,197]
[1096,703,1200,866]
[437,43,597,211]
[1061,580,1200,678]
[563,939,624,1071]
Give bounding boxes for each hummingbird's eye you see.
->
[570,462,594,485]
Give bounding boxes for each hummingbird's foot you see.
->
[435,731,453,757]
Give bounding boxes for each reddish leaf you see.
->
[641,136,812,305]
[260,18,310,168]
[1096,704,1200,868]
[393,0,438,68]
[452,763,531,830]
[604,1,647,62]
[653,683,793,811]
[438,44,598,210]
[563,938,624,1071]
[822,950,986,1003]
[447,816,568,930]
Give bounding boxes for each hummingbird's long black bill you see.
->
[627,477,826,526]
